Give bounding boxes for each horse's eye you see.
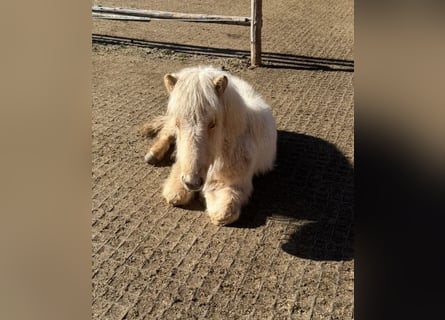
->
[208,121,216,129]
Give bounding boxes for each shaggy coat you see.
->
[142,66,276,225]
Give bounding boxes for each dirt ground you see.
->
[92,0,354,319]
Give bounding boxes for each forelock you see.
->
[167,68,220,123]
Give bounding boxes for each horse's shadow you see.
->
[233,130,354,261]
[147,129,354,261]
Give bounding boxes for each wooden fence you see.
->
[92,0,262,66]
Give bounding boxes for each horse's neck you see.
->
[221,87,249,140]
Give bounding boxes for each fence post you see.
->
[250,0,262,66]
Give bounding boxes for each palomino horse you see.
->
[142,66,277,226]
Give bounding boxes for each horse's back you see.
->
[252,106,277,175]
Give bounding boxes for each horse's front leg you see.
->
[143,117,175,165]
[204,182,253,226]
[162,162,194,206]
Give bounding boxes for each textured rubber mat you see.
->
[92,0,353,319]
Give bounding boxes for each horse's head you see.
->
[164,68,228,191]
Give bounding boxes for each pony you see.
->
[141,66,277,226]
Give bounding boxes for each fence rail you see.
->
[93,1,262,66]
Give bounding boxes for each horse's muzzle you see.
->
[181,175,204,191]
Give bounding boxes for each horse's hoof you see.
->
[163,189,193,206]
[210,218,228,226]
[144,151,158,165]
[209,211,240,226]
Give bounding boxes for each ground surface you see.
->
[92,0,354,319]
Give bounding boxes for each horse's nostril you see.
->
[182,175,203,191]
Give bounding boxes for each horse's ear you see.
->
[213,75,228,96]
[164,74,178,93]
